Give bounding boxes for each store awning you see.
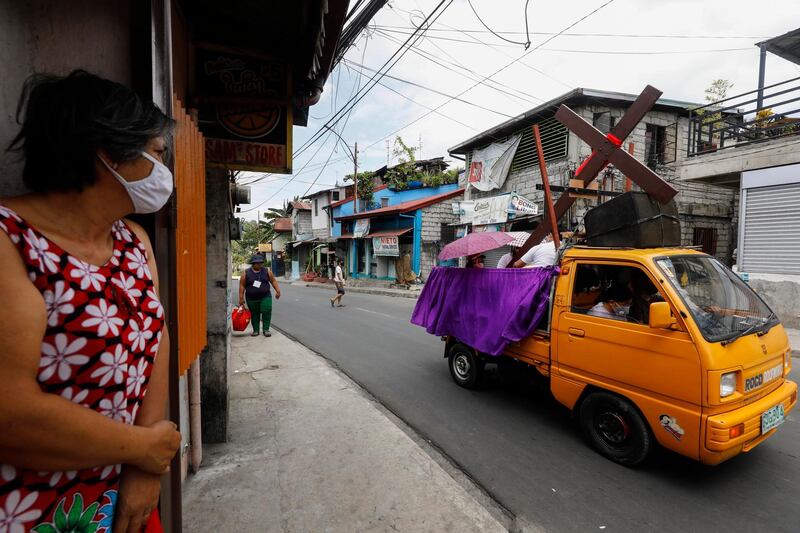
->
[366,228,412,238]
[338,233,354,239]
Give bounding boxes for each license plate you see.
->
[761,404,785,434]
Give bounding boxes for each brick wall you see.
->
[293,211,312,236]
[419,197,462,279]
[312,227,329,240]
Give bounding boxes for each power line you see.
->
[383,7,546,104]
[373,25,766,39]
[364,0,619,146]
[289,0,454,166]
[343,59,516,117]
[345,63,480,131]
[375,27,752,55]
[240,1,455,209]
[372,28,540,105]
[390,7,574,90]
[537,47,752,55]
[467,0,532,48]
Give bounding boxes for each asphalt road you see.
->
[266,283,800,532]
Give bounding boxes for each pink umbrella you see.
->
[438,231,515,260]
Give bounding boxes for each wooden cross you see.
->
[513,85,679,262]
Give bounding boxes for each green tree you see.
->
[695,79,733,147]
[344,170,375,204]
[263,205,288,223]
[384,136,459,190]
[231,219,275,269]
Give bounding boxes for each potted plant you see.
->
[693,79,733,153]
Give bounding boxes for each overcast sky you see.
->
[238,0,800,219]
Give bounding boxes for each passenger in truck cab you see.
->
[587,284,632,319]
[626,269,663,324]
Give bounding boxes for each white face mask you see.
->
[99,152,174,214]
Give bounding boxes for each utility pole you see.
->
[353,141,358,214]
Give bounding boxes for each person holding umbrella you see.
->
[438,232,514,265]
[238,254,281,337]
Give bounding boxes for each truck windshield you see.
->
[655,255,777,343]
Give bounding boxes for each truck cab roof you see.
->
[561,246,706,263]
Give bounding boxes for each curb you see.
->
[300,282,421,299]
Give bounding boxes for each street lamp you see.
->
[324,125,359,213]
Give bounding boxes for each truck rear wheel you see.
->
[579,392,652,466]
[448,343,483,389]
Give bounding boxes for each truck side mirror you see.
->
[649,301,677,329]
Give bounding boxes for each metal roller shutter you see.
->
[485,245,512,269]
[741,182,800,274]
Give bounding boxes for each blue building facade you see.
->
[328,183,461,280]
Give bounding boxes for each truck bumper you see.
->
[700,380,797,465]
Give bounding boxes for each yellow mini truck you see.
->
[444,247,797,466]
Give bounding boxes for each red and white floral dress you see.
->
[0,204,164,533]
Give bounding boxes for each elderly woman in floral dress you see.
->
[0,71,180,533]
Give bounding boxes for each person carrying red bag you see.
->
[238,254,281,337]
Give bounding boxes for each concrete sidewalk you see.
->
[294,280,422,299]
[787,327,800,356]
[182,330,508,532]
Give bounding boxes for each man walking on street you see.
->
[239,254,281,336]
[330,258,346,308]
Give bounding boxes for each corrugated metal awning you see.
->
[366,228,412,238]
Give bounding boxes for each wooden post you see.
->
[533,124,560,250]
[625,142,634,191]
[353,142,358,213]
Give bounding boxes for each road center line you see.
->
[354,307,398,320]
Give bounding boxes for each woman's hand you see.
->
[274,290,281,300]
[135,420,180,475]
[113,466,161,533]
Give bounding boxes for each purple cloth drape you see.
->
[411,266,558,356]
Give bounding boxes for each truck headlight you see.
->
[720,372,737,397]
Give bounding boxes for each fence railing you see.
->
[687,76,800,157]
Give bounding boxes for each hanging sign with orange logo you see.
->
[193,43,293,173]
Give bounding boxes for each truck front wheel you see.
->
[448,343,483,389]
[579,392,653,466]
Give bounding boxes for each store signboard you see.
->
[194,43,292,173]
[471,194,511,225]
[509,193,539,215]
[373,236,400,256]
[353,219,371,238]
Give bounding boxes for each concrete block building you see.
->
[449,88,738,265]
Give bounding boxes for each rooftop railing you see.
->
[687,76,800,157]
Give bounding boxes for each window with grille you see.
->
[693,227,717,255]
[381,197,389,208]
[464,117,569,174]
[593,112,615,134]
[645,124,667,169]
[332,191,340,201]
[510,117,569,172]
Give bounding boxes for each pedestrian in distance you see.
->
[0,70,181,533]
[238,254,281,337]
[331,258,346,307]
